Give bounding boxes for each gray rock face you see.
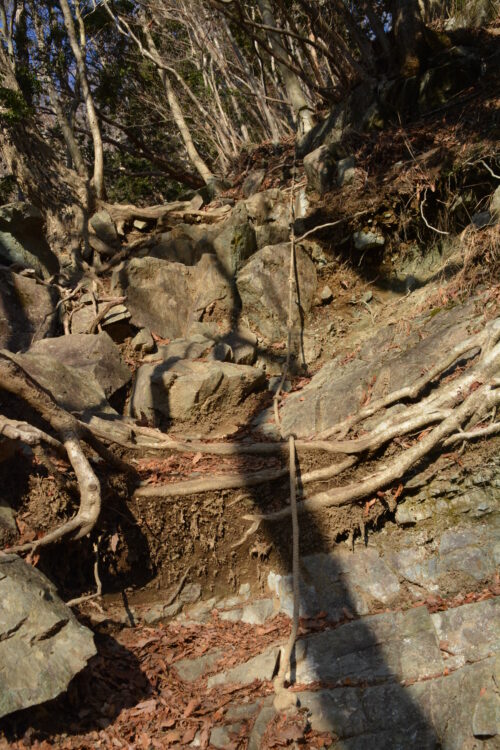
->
[304,145,335,194]
[89,210,118,246]
[10,350,116,418]
[0,267,58,351]
[213,221,257,276]
[353,229,385,250]
[0,554,96,718]
[242,169,266,198]
[150,223,216,266]
[0,202,59,278]
[280,302,480,437]
[113,254,235,340]
[337,155,356,186]
[130,359,265,423]
[28,332,131,398]
[237,243,317,342]
[244,190,290,249]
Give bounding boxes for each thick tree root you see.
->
[0,353,106,551]
[134,456,357,499]
[243,383,500,526]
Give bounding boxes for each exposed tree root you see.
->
[0,352,112,551]
[242,383,500,527]
[134,456,357,499]
[317,325,493,440]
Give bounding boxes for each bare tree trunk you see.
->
[29,1,88,179]
[257,0,314,135]
[58,0,105,198]
[0,45,90,268]
[391,0,425,75]
[143,26,215,185]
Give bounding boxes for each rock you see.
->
[89,210,118,246]
[472,211,492,228]
[245,190,290,249]
[248,704,276,750]
[131,328,155,353]
[0,267,58,351]
[472,689,499,738]
[353,230,385,251]
[303,145,335,194]
[180,582,202,603]
[69,294,131,336]
[0,202,59,278]
[143,600,182,624]
[213,221,257,276]
[208,341,233,362]
[320,284,334,304]
[112,257,191,339]
[151,224,215,266]
[175,650,224,682]
[9,350,116,417]
[210,724,241,748]
[430,598,499,671]
[133,219,148,231]
[240,599,274,625]
[242,169,266,197]
[220,327,257,365]
[489,185,500,221]
[280,301,479,437]
[0,498,16,547]
[113,254,235,339]
[130,359,265,423]
[29,332,131,398]
[236,243,317,342]
[147,334,214,363]
[337,155,356,186]
[0,554,96,718]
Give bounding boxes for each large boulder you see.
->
[9,350,116,418]
[112,254,235,340]
[303,145,336,194]
[112,257,191,339]
[0,267,58,351]
[150,223,216,266]
[0,203,59,278]
[280,302,485,438]
[28,332,131,398]
[0,554,96,718]
[244,190,290,249]
[212,221,257,276]
[130,359,265,423]
[236,243,317,342]
[89,209,118,246]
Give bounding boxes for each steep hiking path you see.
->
[1,53,500,747]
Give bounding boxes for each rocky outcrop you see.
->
[9,350,116,418]
[237,242,317,342]
[0,267,58,351]
[28,332,131,398]
[112,253,235,340]
[280,301,481,437]
[0,554,96,719]
[130,358,265,423]
[0,203,59,278]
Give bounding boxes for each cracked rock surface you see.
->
[0,554,96,718]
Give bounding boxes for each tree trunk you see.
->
[257,0,314,136]
[29,1,88,179]
[58,0,105,198]
[143,26,215,185]
[0,45,90,268]
[391,0,425,75]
